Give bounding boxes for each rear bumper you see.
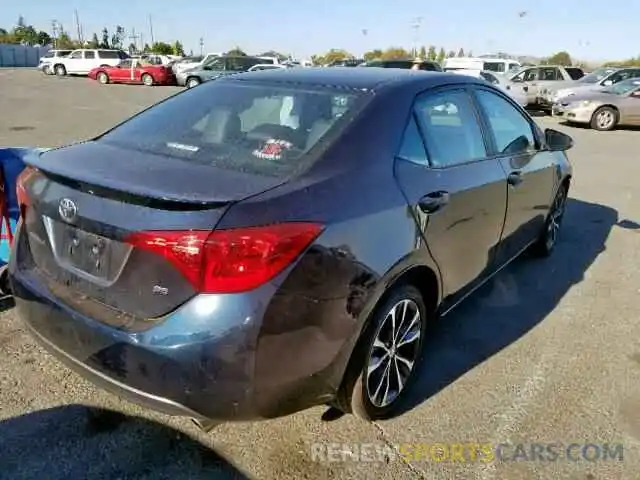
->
[10,234,359,421]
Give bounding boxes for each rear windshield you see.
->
[483,62,507,73]
[99,81,367,178]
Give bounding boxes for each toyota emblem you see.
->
[58,198,78,223]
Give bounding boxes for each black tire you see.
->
[42,65,51,75]
[590,106,618,131]
[97,72,109,84]
[531,183,568,257]
[338,284,428,421]
[141,73,154,86]
[54,64,66,76]
[0,264,10,296]
[186,76,201,89]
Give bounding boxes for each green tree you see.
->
[88,33,100,49]
[226,47,247,56]
[128,42,137,55]
[457,48,465,57]
[111,25,125,49]
[418,46,427,59]
[381,47,410,59]
[172,40,185,56]
[143,43,151,53]
[427,46,437,61]
[151,41,173,54]
[437,47,445,64]
[447,50,456,58]
[56,31,76,49]
[363,49,383,61]
[312,49,351,65]
[100,27,110,48]
[546,51,572,66]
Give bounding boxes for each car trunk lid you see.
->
[17,142,286,329]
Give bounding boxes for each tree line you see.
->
[2,16,640,68]
[0,17,186,56]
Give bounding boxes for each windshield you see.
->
[579,68,617,84]
[98,81,367,178]
[601,79,640,95]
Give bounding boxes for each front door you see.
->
[472,87,557,263]
[65,50,84,74]
[618,88,640,125]
[394,87,508,307]
[111,60,132,82]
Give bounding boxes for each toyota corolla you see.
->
[10,68,573,428]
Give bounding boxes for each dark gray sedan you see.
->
[11,68,573,428]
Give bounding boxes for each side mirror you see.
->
[602,80,613,86]
[545,128,573,151]
[630,91,640,98]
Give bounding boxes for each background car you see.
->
[247,64,288,72]
[507,65,585,109]
[552,78,640,130]
[37,49,72,75]
[12,69,573,429]
[51,48,130,76]
[88,58,176,86]
[361,59,442,71]
[172,53,223,75]
[176,55,265,88]
[449,69,528,107]
[540,66,640,110]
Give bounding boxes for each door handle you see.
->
[418,191,450,214]
[507,171,523,186]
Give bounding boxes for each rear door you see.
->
[472,86,557,262]
[393,87,508,307]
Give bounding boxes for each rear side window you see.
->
[413,89,487,167]
[565,67,584,80]
[98,50,119,59]
[397,116,429,166]
[43,51,54,58]
[99,82,367,178]
[474,89,535,155]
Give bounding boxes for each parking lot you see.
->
[1,68,640,479]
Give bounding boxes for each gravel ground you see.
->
[1,68,639,480]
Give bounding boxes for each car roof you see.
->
[227,67,481,91]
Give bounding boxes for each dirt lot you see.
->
[1,68,640,480]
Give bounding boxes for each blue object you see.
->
[0,147,48,265]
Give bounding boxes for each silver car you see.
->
[507,65,585,108]
[541,67,640,109]
[552,78,640,130]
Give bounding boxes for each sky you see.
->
[2,0,638,61]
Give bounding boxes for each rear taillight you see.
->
[125,222,323,293]
[16,166,37,211]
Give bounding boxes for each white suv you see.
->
[38,50,73,75]
[52,49,129,76]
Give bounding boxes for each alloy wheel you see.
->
[365,299,422,408]
[545,188,567,250]
[596,110,615,130]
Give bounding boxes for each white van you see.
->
[443,57,521,74]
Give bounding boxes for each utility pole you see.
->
[129,28,140,53]
[51,20,59,48]
[74,10,83,44]
[199,37,204,56]
[410,17,422,59]
[148,15,155,45]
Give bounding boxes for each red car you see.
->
[88,59,175,86]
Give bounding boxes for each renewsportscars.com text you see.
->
[310,442,624,463]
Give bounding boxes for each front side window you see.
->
[204,58,226,70]
[69,51,83,59]
[98,82,367,178]
[475,89,536,155]
[413,89,487,167]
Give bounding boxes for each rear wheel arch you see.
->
[333,263,440,413]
